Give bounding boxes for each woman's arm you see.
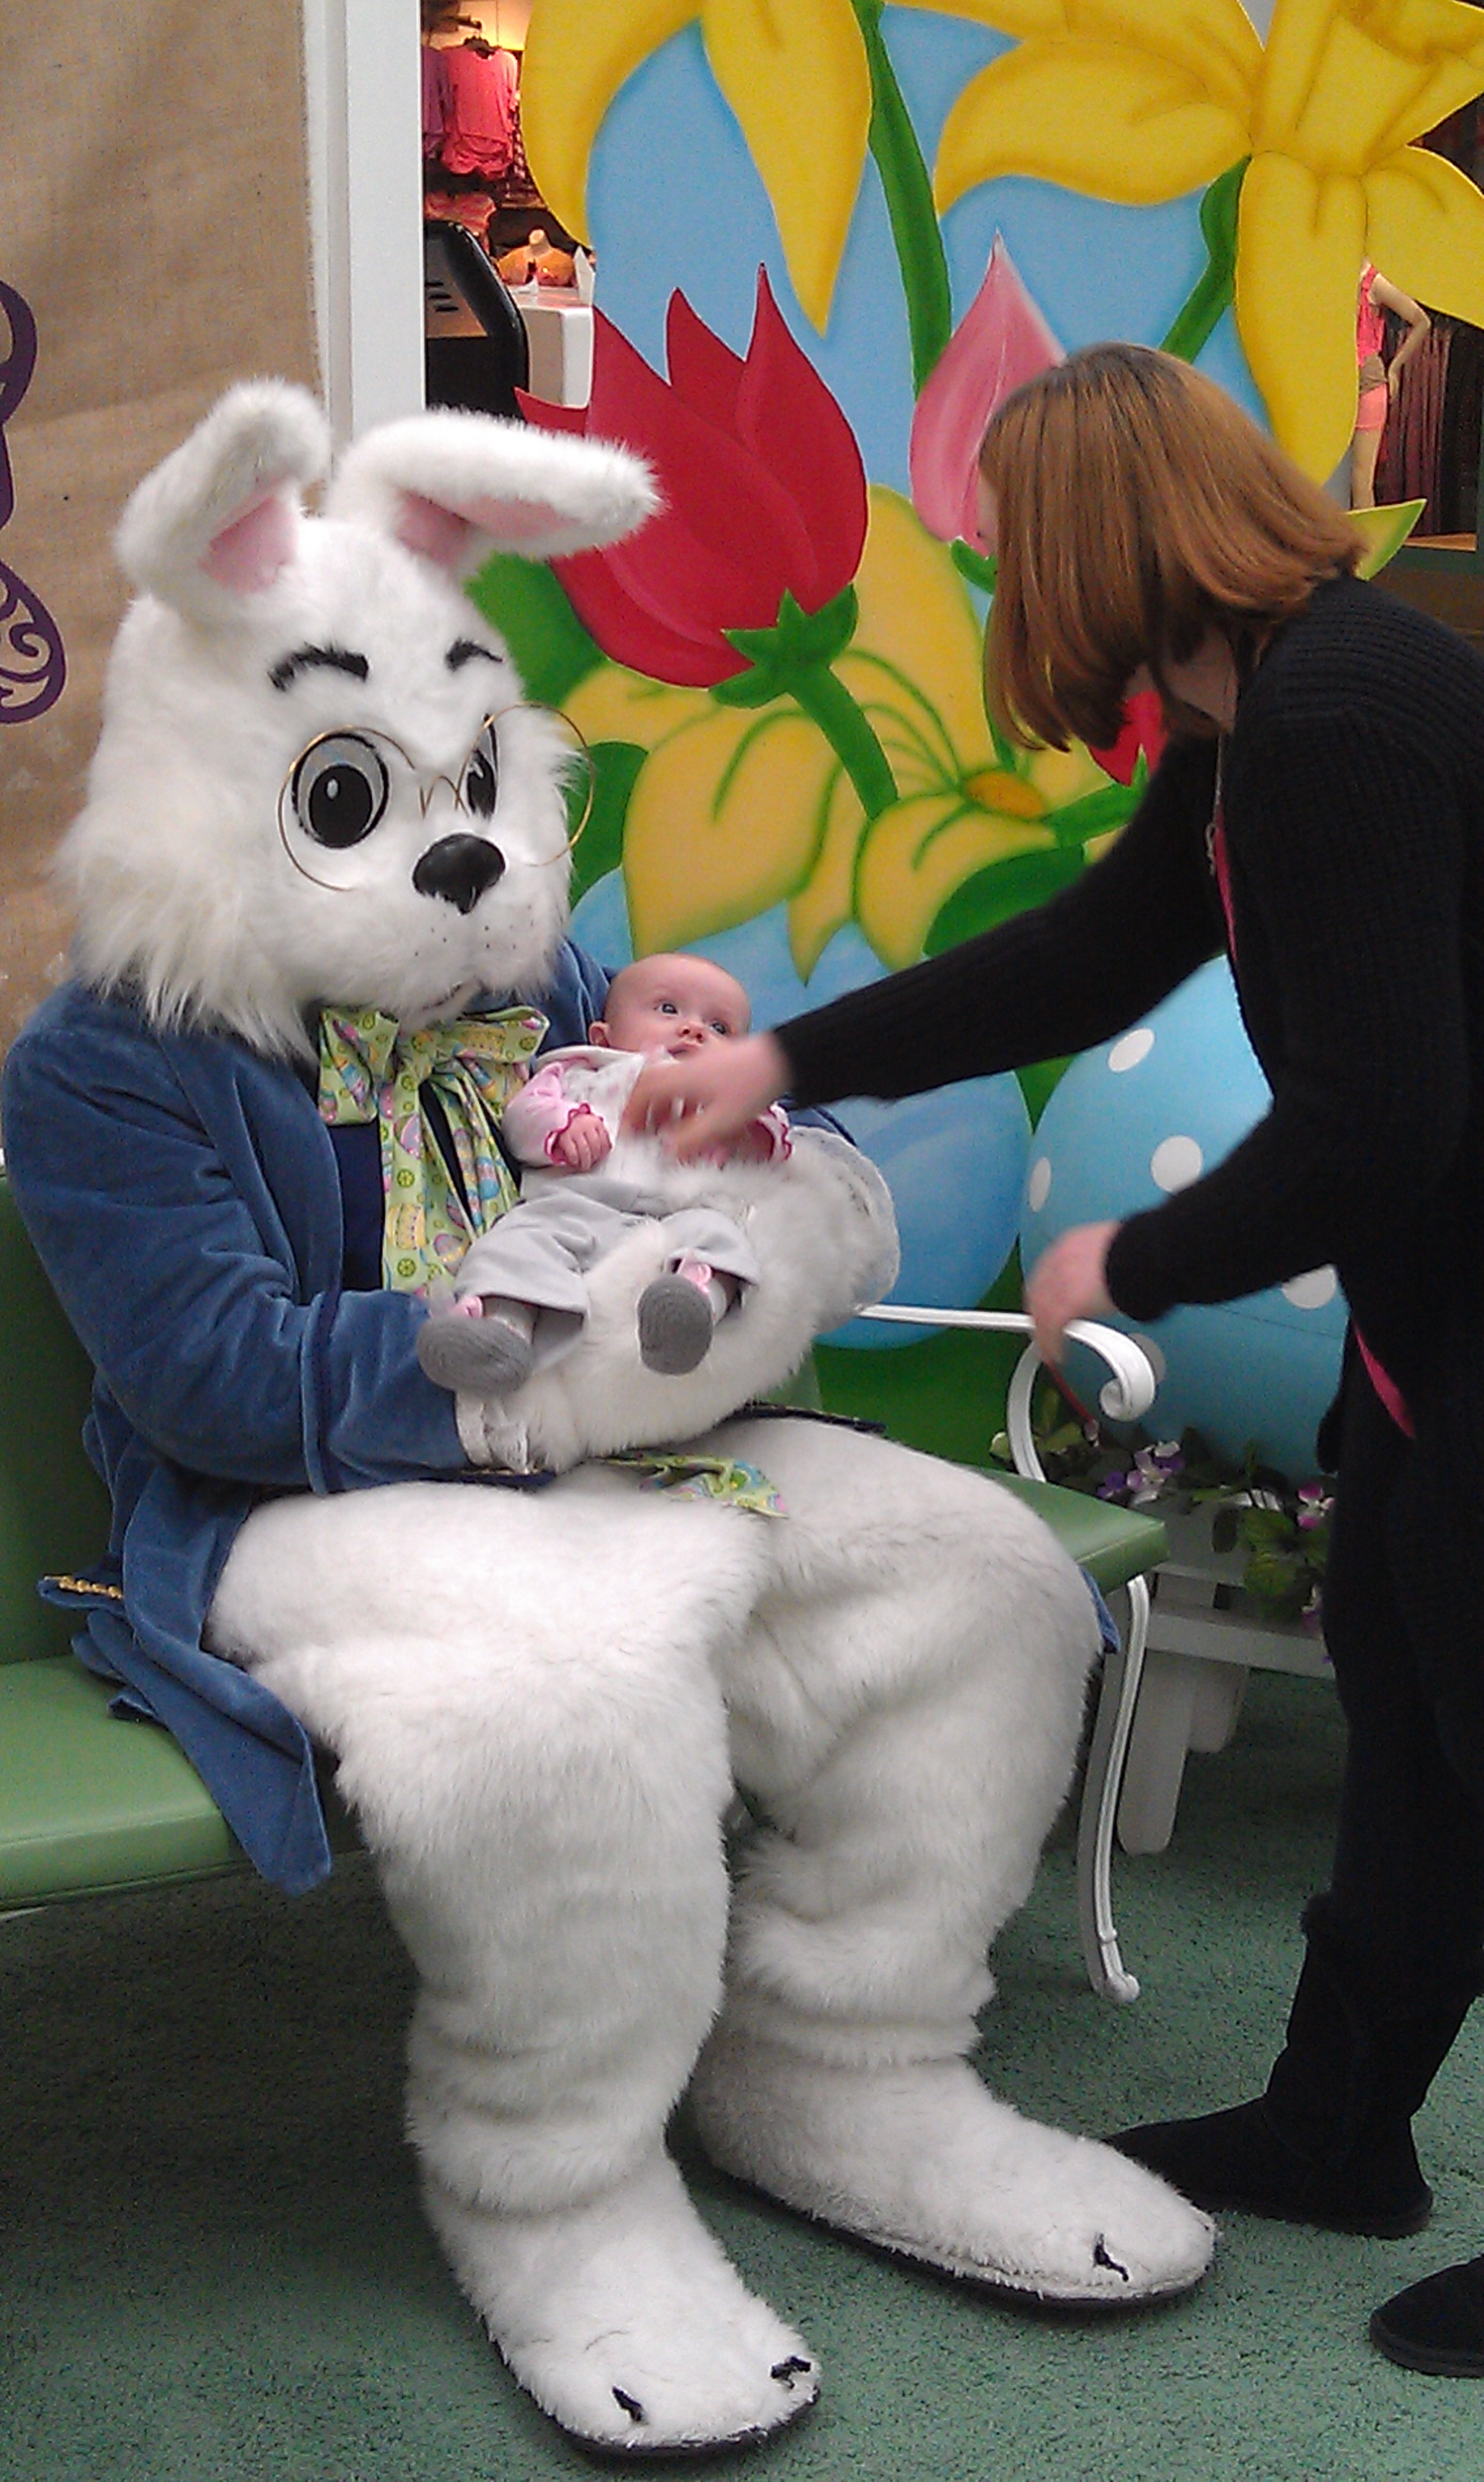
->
[1104,709,1467,1322]
[626,738,1222,1157]
[1371,271,1431,391]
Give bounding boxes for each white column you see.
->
[302,0,425,443]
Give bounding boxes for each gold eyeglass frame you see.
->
[275,706,596,895]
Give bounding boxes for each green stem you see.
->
[1159,157,1248,363]
[851,0,953,393]
[788,662,899,820]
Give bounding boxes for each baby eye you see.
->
[458,719,500,821]
[290,734,389,848]
[657,998,678,1014]
[709,1019,731,1036]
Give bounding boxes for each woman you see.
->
[1350,262,1430,511]
[625,342,1484,2379]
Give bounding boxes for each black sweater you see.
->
[779,575,1484,1404]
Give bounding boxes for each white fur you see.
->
[327,408,661,568]
[65,382,653,1055]
[82,387,1214,2455]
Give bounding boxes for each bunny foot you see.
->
[689,2034,1216,2307]
[423,2150,820,2454]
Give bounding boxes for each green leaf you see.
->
[465,554,602,707]
[951,541,997,595]
[711,663,789,710]
[924,846,1086,955]
[1045,779,1142,850]
[1237,1506,1295,1547]
[1351,500,1425,579]
[725,586,859,676]
[569,742,645,910]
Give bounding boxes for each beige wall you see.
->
[0,0,318,1052]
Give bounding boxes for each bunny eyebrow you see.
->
[446,639,505,672]
[268,644,371,693]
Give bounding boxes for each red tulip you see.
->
[519,269,867,688]
[1089,686,1167,786]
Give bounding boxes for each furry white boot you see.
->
[424,2147,818,2451]
[689,2027,1214,2303]
[693,1414,1216,2307]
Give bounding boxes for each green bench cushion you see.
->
[990,1472,1168,1595]
[0,1656,245,1904]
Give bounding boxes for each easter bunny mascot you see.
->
[1,384,1212,2456]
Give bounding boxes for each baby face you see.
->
[594,953,752,1059]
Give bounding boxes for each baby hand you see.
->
[551,1107,612,1173]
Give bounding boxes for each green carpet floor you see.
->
[4,1667,1482,2482]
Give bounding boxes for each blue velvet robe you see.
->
[0,944,611,1894]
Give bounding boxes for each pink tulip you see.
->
[908,235,1063,548]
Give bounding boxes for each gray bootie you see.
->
[637,1274,715,1375]
[417,1303,534,1395]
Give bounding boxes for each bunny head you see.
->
[62,382,658,1055]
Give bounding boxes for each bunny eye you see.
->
[458,719,500,821]
[290,734,390,848]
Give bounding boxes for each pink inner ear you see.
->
[203,489,297,592]
[465,494,572,545]
[396,492,479,570]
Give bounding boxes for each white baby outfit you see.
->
[451,1044,792,1374]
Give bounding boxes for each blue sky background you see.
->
[587,4,1268,499]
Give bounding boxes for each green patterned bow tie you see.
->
[317,1005,546,1294]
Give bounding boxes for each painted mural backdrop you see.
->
[470,2,1484,1422]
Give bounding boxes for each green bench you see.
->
[0,1179,1166,1998]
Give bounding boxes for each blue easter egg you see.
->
[570,881,1030,1342]
[1019,957,1346,1479]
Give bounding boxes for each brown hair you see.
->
[978,342,1365,750]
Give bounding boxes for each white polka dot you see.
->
[1027,1155,1052,1212]
[1283,1265,1338,1311]
[1150,1134,1203,1192]
[1108,1028,1155,1073]
[1131,1333,1168,1383]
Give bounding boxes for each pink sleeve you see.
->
[753,1103,792,1160]
[500,1058,588,1164]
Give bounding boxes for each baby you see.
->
[416,951,791,1396]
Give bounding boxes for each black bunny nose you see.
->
[412,834,506,915]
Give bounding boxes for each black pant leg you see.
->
[1320,1358,1484,2006]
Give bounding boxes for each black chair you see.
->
[424,222,530,419]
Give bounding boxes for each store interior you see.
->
[421,0,595,413]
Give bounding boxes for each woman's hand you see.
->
[1024,1220,1120,1364]
[623,1030,791,1160]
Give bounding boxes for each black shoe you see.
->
[1370,2255,1484,2375]
[1108,2097,1432,2238]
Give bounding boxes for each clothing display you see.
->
[421,39,532,202]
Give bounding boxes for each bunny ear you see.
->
[115,381,329,622]
[324,408,659,575]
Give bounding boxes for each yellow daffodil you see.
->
[522,0,872,330]
[916,0,1484,478]
[564,487,1112,972]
